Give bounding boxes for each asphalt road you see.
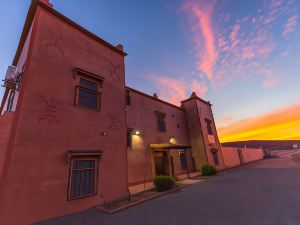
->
[34,152,300,225]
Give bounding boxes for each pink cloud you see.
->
[155,76,187,105]
[261,70,282,88]
[241,48,256,60]
[216,115,234,128]
[282,15,297,37]
[178,0,296,93]
[182,0,217,79]
[230,24,240,49]
[191,80,208,97]
[154,75,207,105]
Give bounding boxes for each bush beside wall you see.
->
[202,164,217,176]
[153,176,176,192]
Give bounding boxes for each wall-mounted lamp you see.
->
[135,130,140,135]
[101,131,107,136]
[169,137,176,144]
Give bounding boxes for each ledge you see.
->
[66,150,103,163]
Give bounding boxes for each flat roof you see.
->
[181,95,212,106]
[126,86,184,111]
[13,0,127,66]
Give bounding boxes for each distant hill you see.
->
[221,140,300,150]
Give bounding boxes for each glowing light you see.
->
[132,134,144,150]
[169,138,177,144]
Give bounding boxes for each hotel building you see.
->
[0,1,247,224]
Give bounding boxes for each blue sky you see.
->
[0,0,299,140]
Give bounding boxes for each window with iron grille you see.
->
[211,149,219,166]
[127,128,133,147]
[126,89,131,105]
[6,90,15,111]
[75,78,101,110]
[156,113,166,132]
[179,151,187,170]
[68,158,97,199]
[205,119,213,135]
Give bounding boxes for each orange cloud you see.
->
[155,76,207,106]
[182,0,217,79]
[218,102,300,143]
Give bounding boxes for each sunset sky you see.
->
[0,0,299,142]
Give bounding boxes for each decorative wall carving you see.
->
[108,61,121,81]
[98,55,121,81]
[107,112,120,132]
[45,27,64,55]
[39,97,62,125]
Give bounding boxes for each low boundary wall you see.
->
[221,146,265,169]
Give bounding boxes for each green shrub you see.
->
[202,164,217,176]
[153,175,176,192]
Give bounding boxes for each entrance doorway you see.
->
[153,151,170,176]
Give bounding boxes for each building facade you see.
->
[0,1,224,224]
[126,88,225,186]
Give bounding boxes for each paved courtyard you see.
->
[35,152,300,225]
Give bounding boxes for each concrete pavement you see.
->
[34,152,300,225]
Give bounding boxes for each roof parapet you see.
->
[181,92,212,106]
[40,0,53,7]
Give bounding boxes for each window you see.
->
[75,78,101,110]
[126,89,131,105]
[205,119,213,135]
[127,128,133,147]
[156,113,166,132]
[211,149,219,166]
[6,90,15,111]
[69,158,97,199]
[179,150,187,170]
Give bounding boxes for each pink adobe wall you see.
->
[126,89,193,185]
[195,100,225,170]
[241,148,265,163]
[0,112,14,178]
[181,99,208,170]
[221,147,241,169]
[221,146,265,169]
[0,6,128,225]
[182,97,225,171]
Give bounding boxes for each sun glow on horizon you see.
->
[218,102,300,143]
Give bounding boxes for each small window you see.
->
[205,119,213,135]
[75,78,101,110]
[6,90,15,111]
[156,113,166,132]
[211,149,219,166]
[69,158,97,199]
[179,150,187,170]
[126,90,131,105]
[127,128,133,147]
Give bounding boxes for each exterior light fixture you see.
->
[169,137,176,144]
[101,131,107,136]
[135,130,140,135]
